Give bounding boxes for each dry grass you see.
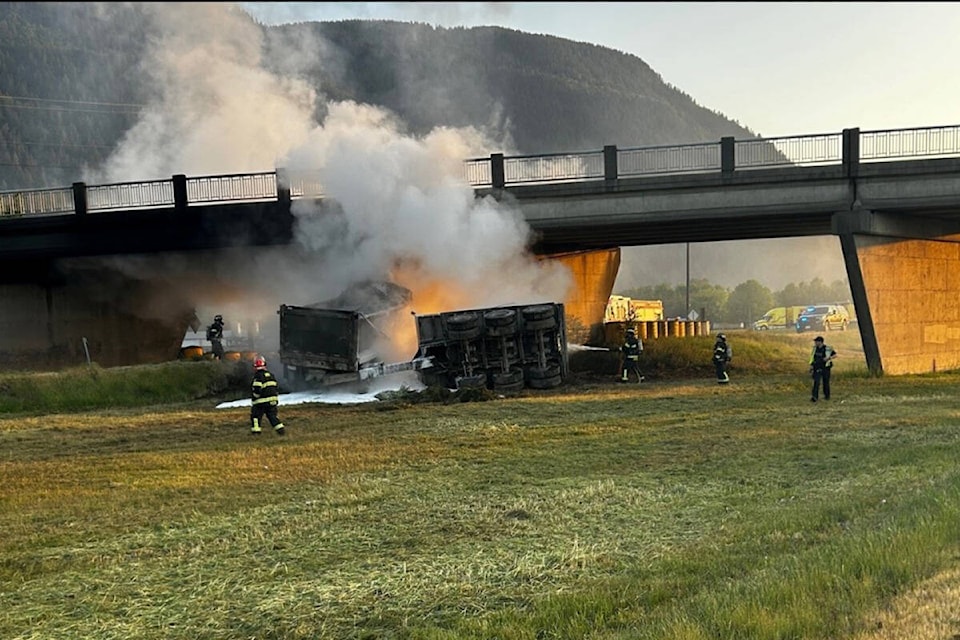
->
[2,330,960,638]
[852,567,960,640]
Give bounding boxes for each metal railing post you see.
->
[720,137,735,175]
[275,168,291,206]
[72,182,87,216]
[842,128,860,177]
[172,174,188,212]
[603,145,618,182]
[491,153,505,189]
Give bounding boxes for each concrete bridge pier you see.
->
[544,247,621,345]
[834,208,960,375]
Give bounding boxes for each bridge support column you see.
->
[834,209,960,375]
[542,247,620,345]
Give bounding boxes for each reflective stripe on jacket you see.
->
[810,344,837,368]
[252,369,279,404]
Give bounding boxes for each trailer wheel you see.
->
[492,367,524,393]
[484,308,516,328]
[522,305,554,321]
[525,363,562,381]
[524,317,557,331]
[447,312,482,340]
[527,373,563,389]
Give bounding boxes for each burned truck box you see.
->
[278,281,416,388]
[414,302,568,392]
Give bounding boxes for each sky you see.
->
[238,2,960,138]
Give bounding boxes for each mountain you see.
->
[260,20,758,154]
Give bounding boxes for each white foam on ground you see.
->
[216,370,427,408]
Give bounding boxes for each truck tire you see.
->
[525,362,562,381]
[492,367,524,393]
[522,305,555,322]
[447,312,482,341]
[484,309,518,337]
[524,317,557,331]
[484,308,516,327]
[527,372,562,389]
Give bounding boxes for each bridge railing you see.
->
[860,124,960,161]
[734,132,842,169]
[186,172,278,204]
[0,186,74,216]
[2,124,960,217]
[87,179,175,211]
[618,141,720,177]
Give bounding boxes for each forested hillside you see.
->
[0,2,757,190]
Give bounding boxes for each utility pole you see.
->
[685,242,690,319]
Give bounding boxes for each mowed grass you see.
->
[2,329,960,639]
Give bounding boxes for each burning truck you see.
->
[277,281,568,392]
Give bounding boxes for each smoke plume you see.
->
[82,2,571,356]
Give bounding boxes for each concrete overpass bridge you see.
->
[2,124,960,374]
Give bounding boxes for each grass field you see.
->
[2,329,960,639]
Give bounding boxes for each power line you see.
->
[0,94,146,109]
[0,161,89,169]
[0,140,115,151]
[0,95,143,115]
[0,102,140,115]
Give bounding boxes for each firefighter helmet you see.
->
[214,314,223,323]
[254,356,266,369]
[626,328,636,335]
[717,333,726,341]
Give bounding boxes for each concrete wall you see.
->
[546,247,621,345]
[854,234,960,374]
[0,280,193,370]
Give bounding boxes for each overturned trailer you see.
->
[278,281,568,391]
[413,303,568,392]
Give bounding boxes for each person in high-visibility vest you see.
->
[620,328,644,383]
[809,336,838,402]
[250,356,285,435]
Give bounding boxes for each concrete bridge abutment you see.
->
[543,247,621,345]
[835,209,960,375]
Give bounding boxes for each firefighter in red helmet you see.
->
[250,356,285,436]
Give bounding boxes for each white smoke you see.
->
[86,2,571,347]
[282,101,569,308]
[88,3,316,182]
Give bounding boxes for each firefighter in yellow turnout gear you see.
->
[250,356,285,435]
[620,328,644,383]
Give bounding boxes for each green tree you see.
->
[725,279,774,325]
[689,278,728,322]
[775,278,851,307]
